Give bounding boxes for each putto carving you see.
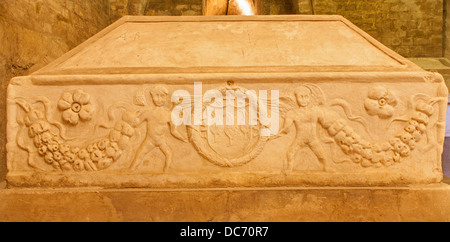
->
[58,89,94,125]
[129,85,188,172]
[277,84,334,172]
[364,86,398,119]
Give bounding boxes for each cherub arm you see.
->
[169,122,189,142]
[280,112,294,134]
[270,96,297,138]
[134,109,149,126]
[271,110,295,139]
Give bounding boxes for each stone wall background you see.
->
[308,0,444,58]
[0,0,110,185]
[1,0,449,185]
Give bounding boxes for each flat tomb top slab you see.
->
[34,15,422,76]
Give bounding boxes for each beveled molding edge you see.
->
[8,71,439,86]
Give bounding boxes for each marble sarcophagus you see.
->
[6,15,448,188]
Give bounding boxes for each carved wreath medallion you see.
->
[188,85,268,167]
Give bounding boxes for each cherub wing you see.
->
[278,96,297,120]
[303,84,326,106]
[254,95,298,126]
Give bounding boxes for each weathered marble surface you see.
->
[6,15,448,188]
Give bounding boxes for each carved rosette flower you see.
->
[58,90,94,125]
[364,86,397,119]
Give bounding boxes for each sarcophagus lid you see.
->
[7,15,448,188]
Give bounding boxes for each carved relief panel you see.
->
[7,75,448,188]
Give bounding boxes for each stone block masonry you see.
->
[110,0,204,20]
[307,0,444,58]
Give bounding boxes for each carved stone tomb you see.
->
[6,15,448,189]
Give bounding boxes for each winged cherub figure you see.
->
[277,84,336,173]
[129,86,188,172]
